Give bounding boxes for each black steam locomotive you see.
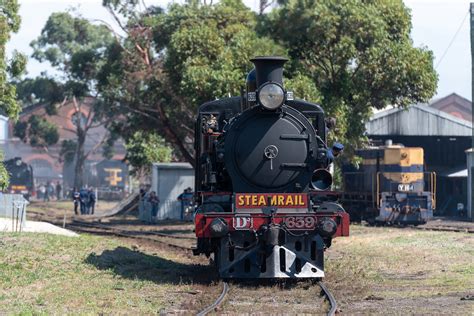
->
[3,157,34,199]
[193,57,349,279]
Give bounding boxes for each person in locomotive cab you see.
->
[327,142,344,165]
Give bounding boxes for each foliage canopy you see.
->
[264,0,437,153]
[0,0,26,190]
[15,12,117,188]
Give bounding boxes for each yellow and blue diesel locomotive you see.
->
[341,144,436,225]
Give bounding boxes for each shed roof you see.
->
[366,103,472,136]
[152,162,193,170]
[439,167,468,178]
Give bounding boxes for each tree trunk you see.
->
[73,131,86,189]
[155,102,195,168]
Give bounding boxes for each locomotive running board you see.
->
[217,234,325,278]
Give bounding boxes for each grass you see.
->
[325,225,474,314]
[0,233,215,315]
[0,225,472,314]
[27,200,118,216]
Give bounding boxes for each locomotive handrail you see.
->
[432,172,437,210]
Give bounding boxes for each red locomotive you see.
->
[193,57,349,278]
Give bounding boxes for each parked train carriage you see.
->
[3,157,34,199]
[342,145,436,225]
[193,56,349,279]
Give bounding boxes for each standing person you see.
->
[43,182,50,202]
[55,181,62,200]
[148,191,160,222]
[178,187,194,220]
[72,187,80,215]
[79,187,89,215]
[88,188,96,215]
[39,184,46,201]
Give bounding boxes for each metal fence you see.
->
[0,194,28,232]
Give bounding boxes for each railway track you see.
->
[413,226,473,234]
[197,282,229,315]
[66,221,194,251]
[68,220,232,314]
[318,281,337,316]
[36,217,337,315]
[71,220,196,239]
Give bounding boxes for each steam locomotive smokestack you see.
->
[250,56,288,88]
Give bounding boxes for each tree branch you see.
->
[84,131,109,159]
[105,6,129,35]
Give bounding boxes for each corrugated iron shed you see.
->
[366,103,472,136]
[151,163,194,220]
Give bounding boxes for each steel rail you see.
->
[318,281,337,316]
[412,226,473,234]
[71,220,196,239]
[197,282,229,316]
[66,222,193,251]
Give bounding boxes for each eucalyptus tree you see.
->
[264,0,438,153]
[15,12,115,188]
[0,0,26,189]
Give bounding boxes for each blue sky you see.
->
[6,0,473,101]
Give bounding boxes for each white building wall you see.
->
[0,115,8,144]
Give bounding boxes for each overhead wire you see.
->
[435,9,469,69]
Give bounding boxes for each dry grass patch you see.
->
[326,225,474,314]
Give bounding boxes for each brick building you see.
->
[2,97,126,189]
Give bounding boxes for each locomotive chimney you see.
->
[250,56,288,88]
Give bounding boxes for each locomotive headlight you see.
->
[258,83,285,110]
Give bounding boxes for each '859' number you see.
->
[284,216,316,230]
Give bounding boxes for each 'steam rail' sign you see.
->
[236,193,308,209]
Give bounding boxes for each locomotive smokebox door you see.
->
[224,106,318,193]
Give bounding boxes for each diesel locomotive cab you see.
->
[194,56,349,279]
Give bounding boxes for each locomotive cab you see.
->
[194,56,349,278]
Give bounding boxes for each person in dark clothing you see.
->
[44,182,50,202]
[72,187,80,215]
[178,187,194,220]
[326,142,344,164]
[56,181,62,200]
[79,188,89,215]
[88,188,96,215]
[148,191,160,221]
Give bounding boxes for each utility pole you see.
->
[470,3,474,221]
[472,2,474,142]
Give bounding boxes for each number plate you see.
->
[283,216,316,230]
[398,184,414,192]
